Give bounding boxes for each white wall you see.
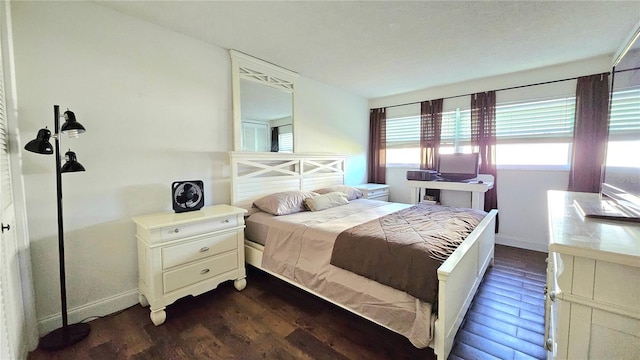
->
[11,1,368,334]
[296,77,369,185]
[373,56,613,252]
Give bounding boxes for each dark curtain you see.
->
[270,127,279,152]
[368,108,387,184]
[471,91,499,230]
[568,73,610,193]
[420,99,444,170]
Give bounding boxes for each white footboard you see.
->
[433,209,497,359]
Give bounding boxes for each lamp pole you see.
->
[30,105,90,350]
[53,105,69,330]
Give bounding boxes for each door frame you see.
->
[1,1,38,356]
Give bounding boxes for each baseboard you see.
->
[496,235,548,253]
[37,289,139,336]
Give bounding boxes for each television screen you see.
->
[437,153,479,182]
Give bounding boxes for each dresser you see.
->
[354,183,390,201]
[546,191,640,359]
[133,205,247,325]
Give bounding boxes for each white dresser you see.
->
[133,205,247,325]
[354,183,390,201]
[546,191,640,359]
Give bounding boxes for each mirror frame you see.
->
[612,21,640,68]
[602,20,640,212]
[230,50,299,152]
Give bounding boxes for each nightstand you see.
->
[354,183,390,201]
[133,204,247,326]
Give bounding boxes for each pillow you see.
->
[314,185,363,201]
[304,192,349,212]
[252,190,318,216]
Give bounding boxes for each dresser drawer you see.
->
[160,216,238,242]
[163,252,238,294]
[161,231,238,270]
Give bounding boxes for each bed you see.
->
[230,151,498,359]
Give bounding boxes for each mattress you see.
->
[244,199,435,348]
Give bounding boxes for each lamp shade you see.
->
[60,150,85,173]
[60,110,86,138]
[24,128,54,154]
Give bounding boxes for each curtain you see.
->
[368,108,387,184]
[420,99,443,170]
[270,127,279,152]
[568,73,610,193]
[471,91,498,230]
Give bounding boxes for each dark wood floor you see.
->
[28,245,547,360]
[449,245,548,360]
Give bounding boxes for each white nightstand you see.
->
[133,204,247,326]
[354,183,390,201]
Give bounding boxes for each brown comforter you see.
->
[330,203,486,304]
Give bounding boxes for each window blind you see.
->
[278,132,293,152]
[386,115,420,149]
[495,97,575,143]
[440,109,471,148]
[609,88,640,139]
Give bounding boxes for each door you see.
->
[241,121,270,152]
[0,14,25,358]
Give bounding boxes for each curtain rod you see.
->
[381,71,612,110]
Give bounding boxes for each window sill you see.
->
[497,164,570,171]
[386,163,571,171]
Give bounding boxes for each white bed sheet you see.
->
[246,199,435,348]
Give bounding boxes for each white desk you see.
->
[406,175,494,210]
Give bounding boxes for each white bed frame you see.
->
[229,151,497,359]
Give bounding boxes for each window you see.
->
[495,97,575,166]
[278,132,293,153]
[383,92,614,168]
[606,88,640,168]
[440,108,471,154]
[386,114,420,165]
[385,107,472,165]
[277,124,293,153]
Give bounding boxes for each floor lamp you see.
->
[24,105,90,350]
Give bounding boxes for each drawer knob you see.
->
[549,290,557,302]
[173,228,179,233]
[199,247,209,253]
[200,268,210,275]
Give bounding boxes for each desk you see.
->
[406,175,493,210]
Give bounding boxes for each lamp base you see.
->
[38,323,91,351]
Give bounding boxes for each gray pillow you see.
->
[304,192,349,211]
[314,185,363,201]
[253,190,318,216]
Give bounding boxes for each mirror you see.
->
[230,50,298,152]
[240,79,293,152]
[602,22,640,213]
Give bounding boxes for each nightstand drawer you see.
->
[160,216,238,242]
[366,188,389,198]
[161,230,238,270]
[163,252,238,294]
[354,184,390,201]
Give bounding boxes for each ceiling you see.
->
[96,1,640,99]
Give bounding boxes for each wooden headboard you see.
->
[229,152,346,209]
